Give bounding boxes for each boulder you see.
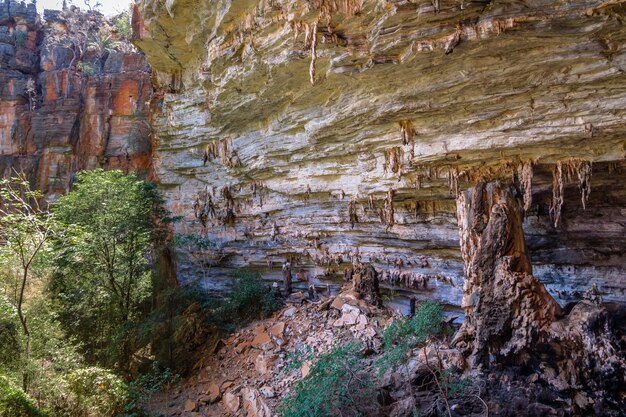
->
[222,392,240,414]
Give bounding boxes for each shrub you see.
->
[123,362,179,416]
[0,295,21,372]
[14,30,27,48]
[66,367,128,417]
[376,301,444,374]
[112,13,132,40]
[0,375,47,417]
[220,271,282,327]
[279,341,380,417]
[77,61,97,76]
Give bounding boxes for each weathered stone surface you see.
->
[133,0,626,311]
[453,181,561,366]
[241,388,272,417]
[0,2,153,200]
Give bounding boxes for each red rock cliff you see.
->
[0,1,153,199]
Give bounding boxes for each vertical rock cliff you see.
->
[0,0,153,198]
[132,0,626,312]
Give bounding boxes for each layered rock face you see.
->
[133,0,626,310]
[0,1,153,199]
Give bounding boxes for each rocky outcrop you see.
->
[453,181,562,367]
[451,179,626,414]
[132,0,626,312]
[0,2,153,198]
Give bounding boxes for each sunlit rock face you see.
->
[133,0,626,308]
[0,1,153,199]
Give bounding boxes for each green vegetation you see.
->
[123,363,179,415]
[14,30,28,48]
[279,341,380,417]
[112,13,132,40]
[280,302,449,417]
[66,367,128,416]
[219,271,283,328]
[49,169,169,368]
[0,169,286,416]
[0,375,46,417]
[77,61,97,76]
[376,301,444,374]
[88,33,120,61]
[0,170,177,416]
[0,173,56,390]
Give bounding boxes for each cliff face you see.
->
[0,1,153,199]
[132,0,626,309]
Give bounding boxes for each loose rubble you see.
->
[147,283,392,416]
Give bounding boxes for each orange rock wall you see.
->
[0,2,153,198]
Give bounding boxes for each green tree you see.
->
[49,169,168,368]
[0,173,55,390]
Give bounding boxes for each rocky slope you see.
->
[0,0,153,199]
[132,0,626,311]
[147,278,625,416]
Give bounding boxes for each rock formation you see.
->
[454,181,561,367]
[1,0,624,414]
[131,0,626,312]
[0,1,153,199]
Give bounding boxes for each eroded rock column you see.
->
[454,181,561,367]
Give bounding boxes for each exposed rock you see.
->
[251,330,273,350]
[352,263,383,307]
[254,353,276,375]
[132,0,626,316]
[183,399,197,412]
[241,388,272,417]
[0,1,153,199]
[222,391,240,414]
[205,382,221,404]
[454,181,561,367]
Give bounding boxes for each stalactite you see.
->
[518,161,534,212]
[313,0,361,21]
[203,138,241,168]
[303,23,312,48]
[550,159,592,226]
[432,0,440,13]
[447,167,459,196]
[550,161,564,228]
[309,22,318,86]
[348,197,358,229]
[379,188,395,230]
[575,160,592,210]
[399,120,415,160]
[193,188,216,228]
[383,147,403,176]
[221,185,236,226]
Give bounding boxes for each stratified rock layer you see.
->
[0,2,153,198]
[133,0,626,309]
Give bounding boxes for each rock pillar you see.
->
[454,181,561,367]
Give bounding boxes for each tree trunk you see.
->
[17,267,30,391]
[453,181,561,368]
